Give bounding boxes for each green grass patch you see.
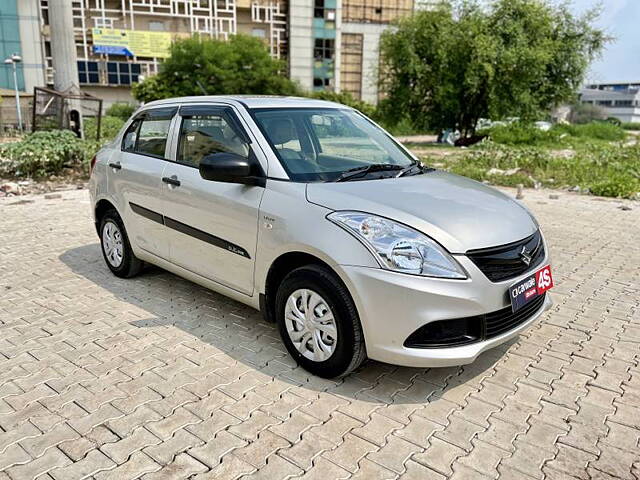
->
[621,122,640,131]
[555,122,626,141]
[420,142,640,199]
[480,121,627,147]
[478,123,561,146]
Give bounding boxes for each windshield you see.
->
[251,108,415,182]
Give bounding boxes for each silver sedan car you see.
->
[89,96,553,378]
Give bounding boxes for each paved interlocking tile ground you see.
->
[0,187,638,480]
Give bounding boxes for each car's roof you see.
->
[141,95,346,110]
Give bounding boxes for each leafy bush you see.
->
[0,130,87,178]
[308,91,377,119]
[568,102,607,124]
[481,121,626,146]
[382,117,431,136]
[479,123,561,146]
[105,102,137,121]
[589,175,639,198]
[431,142,640,198]
[83,116,125,142]
[621,122,640,130]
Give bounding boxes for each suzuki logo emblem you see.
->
[520,246,532,266]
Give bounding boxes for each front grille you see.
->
[485,293,546,339]
[466,230,545,282]
[404,293,546,348]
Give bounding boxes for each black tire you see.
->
[275,264,366,378]
[99,209,143,278]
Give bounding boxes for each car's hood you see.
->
[306,171,538,253]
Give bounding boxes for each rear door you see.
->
[161,105,265,295]
[110,107,176,259]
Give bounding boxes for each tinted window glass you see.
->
[136,117,171,157]
[178,112,249,168]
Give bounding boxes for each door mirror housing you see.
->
[199,152,265,187]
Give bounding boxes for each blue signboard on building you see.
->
[93,45,134,57]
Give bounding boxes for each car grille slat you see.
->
[466,230,545,282]
[485,294,546,339]
[404,293,547,348]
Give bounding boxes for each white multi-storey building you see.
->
[580,82,640,123]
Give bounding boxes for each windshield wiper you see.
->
[400,160,438,178]
[396,160,426,178]
[335,163,404,182]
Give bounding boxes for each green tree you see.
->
[378,0,609,136]
[132,34,299,103]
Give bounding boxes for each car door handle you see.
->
[162,176,181,187]
[108,162,122,170]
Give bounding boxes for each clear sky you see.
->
[571,0,640,83]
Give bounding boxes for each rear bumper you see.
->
[340,253,553,368]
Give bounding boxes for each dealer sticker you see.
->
[509,265,553,312]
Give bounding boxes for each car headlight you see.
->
[327,212,467,279]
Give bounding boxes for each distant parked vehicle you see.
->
[89,96,553,377]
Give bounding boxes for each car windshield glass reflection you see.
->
[252,108,417,182]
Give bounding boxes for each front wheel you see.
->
[275,265,366,378]
[99,209,143,278]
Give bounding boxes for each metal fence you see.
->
[0,95,32,135]
[32,87,103,140]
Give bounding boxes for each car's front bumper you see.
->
[340,254,553,368]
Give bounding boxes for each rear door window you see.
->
[136,117,172,158]
[122,107,176,158]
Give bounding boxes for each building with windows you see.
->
[580,82,640,123]
[289,0,415,103]
[0,0,46,93]
[1,0,429,109]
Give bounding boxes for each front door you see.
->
[111,107,176,259]
[162,105,264,295]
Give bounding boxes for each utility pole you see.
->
[48,0,84,137]
[48,0,80,93]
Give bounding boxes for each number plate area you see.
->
[509,265,553,312]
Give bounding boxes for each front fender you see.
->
[254,181,379,295]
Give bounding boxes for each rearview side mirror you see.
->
[199,152,265,187]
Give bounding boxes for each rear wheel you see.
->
[99,209,142,278]
[275,265,366,378]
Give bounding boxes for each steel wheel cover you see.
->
[102,221,124,268]
[284,288,338,362]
